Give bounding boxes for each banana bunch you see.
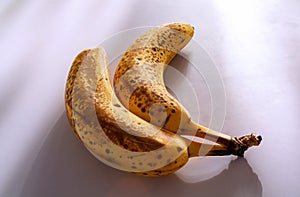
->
[65,23,262,177]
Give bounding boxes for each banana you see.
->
[113,22,262,155]
[65,47,254,177]
[65,47,190,176]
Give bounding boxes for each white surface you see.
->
[1,0,299,197]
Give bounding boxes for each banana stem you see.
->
[186,133,262,157]
[182,122,262,157]
[187,141,232,157]
[194,126,233,147]
[181,121,232,146]
[229,134,262,156]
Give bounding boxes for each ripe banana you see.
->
[65,47,255,177]
[113,23,262,155]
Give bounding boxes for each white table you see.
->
[1,0,299,196]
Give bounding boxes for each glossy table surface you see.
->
[1,0,299,196]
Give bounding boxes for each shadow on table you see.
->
[21,113,262,197]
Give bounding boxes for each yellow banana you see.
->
[113,23,262,155]
[65,47,256,177]
[65,47,190,176]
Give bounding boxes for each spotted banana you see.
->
[65,47,256,177]
[113,23,262,156]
